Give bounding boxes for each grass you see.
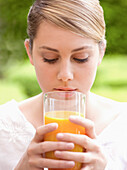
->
[0,55,127,104]
[0,80,27,104]
[91,55,127,102]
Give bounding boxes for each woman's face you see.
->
[26,22,104,94]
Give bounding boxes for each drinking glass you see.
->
[43,91,86,170]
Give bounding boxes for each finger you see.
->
[81,165,90,170]
[81,163,97,170]
[55,151,92,163]
[33,123,58,142]
[30,141,74,154]
[56,133,99,151]
[32,157,75,169]
[69,116,96,139]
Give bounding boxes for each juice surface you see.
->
[44,111,85,170]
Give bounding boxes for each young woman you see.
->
[0,0,127,169]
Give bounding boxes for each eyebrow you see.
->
[39,45,93,53]
[71,46,93,52]
[39,46,59,52]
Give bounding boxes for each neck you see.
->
[85,91,96,121]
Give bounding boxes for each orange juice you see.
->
[44,111,85,170]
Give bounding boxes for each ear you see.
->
[98,40,106,66]
[24,39,34,65]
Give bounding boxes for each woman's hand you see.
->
[15,123,75,170]
[55,116,107,170]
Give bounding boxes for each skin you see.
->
[26,22,104,95]
[15,21,109,170]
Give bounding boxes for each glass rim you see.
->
[44,91,86,97]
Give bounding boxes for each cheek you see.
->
[77,63,98,91]
[34,64,56,92]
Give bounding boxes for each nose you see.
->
[57,61,73,82]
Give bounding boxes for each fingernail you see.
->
[67,143,74,149]
[57,133,64,139]
[50,123,58,128]
[67,161,75,167]
[55,151,61,156]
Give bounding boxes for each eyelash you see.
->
[43,57,88,64]
[43,58,59,64]
[73,57,88,63]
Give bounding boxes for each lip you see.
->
[54,87,77,91]
[53,89,77,98]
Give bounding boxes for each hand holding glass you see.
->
[43,91,86,170]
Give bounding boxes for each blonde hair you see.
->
[27,0,106,49]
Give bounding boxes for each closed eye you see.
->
[43,57,59,64]
[73,57,88,63]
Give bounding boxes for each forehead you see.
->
[33,21,97,49]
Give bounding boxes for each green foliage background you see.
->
[0,0,127,103]
[101,0,127,54]
[0,0,32,77]
[0,0,127,68]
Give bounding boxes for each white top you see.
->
[0,100,127,170]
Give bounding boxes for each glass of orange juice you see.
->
[43,91,86,170]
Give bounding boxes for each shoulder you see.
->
[88,92,127,134]
[0,100,18,118]
[0,100,36,168]
[18,93,43,129]
[93,93,127,125]
[90,92,126,113]
[120,102,127,113]
[88,92,122,117]
[18,93,43,114]
[0,100,36,145]
[0,99,36,131]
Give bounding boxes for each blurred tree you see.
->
[0,0,33,77]
[101,0,127,54]
[0,0,127,77]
